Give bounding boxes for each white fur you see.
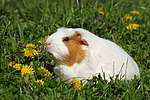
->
[46,27,140,82]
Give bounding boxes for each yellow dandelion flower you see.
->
[131,10,140,15]
[72,77,82,91]
[29,80,34,86]
[13,63,23,71]
[132,23,140,29]
[38,35,49,44]
[97,8,104,15]
[44,35,50,41]
[37,49,40,53]
[124,14,133,20]
[38,66,45,70]
[38,66,51,77]
[36,79,44,86]
[38,40,42,44]
[72,77,78,84]
[126,23,139,30]
[26,43,36,49]
[7,62,15,67]
[44,71,51,77]
[29,80,37,88]
[21,65,35,77]
[126,24,132,30]
[24,48,39,58]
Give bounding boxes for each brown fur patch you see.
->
[62,33,88,66]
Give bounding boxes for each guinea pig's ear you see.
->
[75,31,89,46]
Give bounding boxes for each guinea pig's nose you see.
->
[47,43,51,46]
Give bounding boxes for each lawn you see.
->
[0,0,150,99]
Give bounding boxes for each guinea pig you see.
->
[46,27,140,82]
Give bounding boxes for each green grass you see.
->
[0,0,150,99]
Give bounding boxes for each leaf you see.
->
[23,74,30,83]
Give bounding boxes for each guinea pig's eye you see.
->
[63,37,70,42]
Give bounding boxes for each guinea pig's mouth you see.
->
[48,52,53,57]
[48,52,57,62]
